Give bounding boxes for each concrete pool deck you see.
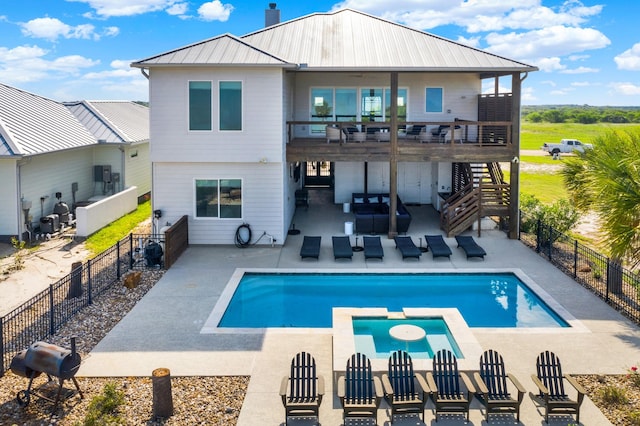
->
[77,199,637,425]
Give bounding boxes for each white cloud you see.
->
[0,44,98,84]
[571,81,597,87]
[83,59,140,79]
[541,80,557,87]
[67,0,180,18]
[485,26,610,60]
[610,82,640,96]
[560,66,599,74]
[335,0,602,33]
[534,57,565,72]
[521,86,537,102]
[166,2,188,16]
[456,36,481,48]
[614,43,640,71]
[104,26,120,37]
[197,1,233,22]
[21,17,97,41]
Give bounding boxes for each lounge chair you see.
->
[424,234,452,259]
[279,351,325,425]
[337,353,383,423]
[381,350,429,424]
[425,349,474,422]
[474,349,525,422]
[393,236,422,260]
[363,236,384,260]
[531,350,585,424]
[455,235,487,259]
[300,236,321,260]
[332,236,353,260]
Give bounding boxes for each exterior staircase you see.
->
[440,162,510,236]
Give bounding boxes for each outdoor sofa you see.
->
[351,193,411,234]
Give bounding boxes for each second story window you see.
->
[220,81,242,131]
[189,81,212,131]
[426,87,444,113]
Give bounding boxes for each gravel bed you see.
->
[0,270,249,425]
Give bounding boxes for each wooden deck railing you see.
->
[286,120,513,146]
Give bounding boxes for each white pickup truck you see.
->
[541,138,593,155]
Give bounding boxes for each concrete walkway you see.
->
[78,200,636,425]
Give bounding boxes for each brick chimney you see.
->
[265,3,280,27]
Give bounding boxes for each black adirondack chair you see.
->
[337,353,383,423]
[531,350,585,424]
[474,349,525,422]
[381,350,428,424]
[425,349,474,422]
[279,351,325,425]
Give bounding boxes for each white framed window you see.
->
[189,81,212,131]
[219,81,242,131]
[426,87,444,113]
[195,178,242,219]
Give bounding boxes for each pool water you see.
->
[218,272,569,328]
[353,317,462,359]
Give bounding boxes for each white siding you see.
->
[0,159,18,237]
[19,149,94,228]
[153,162,284,245]
[149,67,284,164]
[124,143,151,196]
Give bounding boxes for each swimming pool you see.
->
[215,271,570,328]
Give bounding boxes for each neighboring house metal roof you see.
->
[132,33,294,68]
[65,100,150,144]
[132,9,537,74]
[0,84,97,156]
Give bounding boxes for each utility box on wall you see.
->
[94,165,111,183]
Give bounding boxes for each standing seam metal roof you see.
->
[0,84,97,156]
[65,101,150,144]
[131,9,537,73]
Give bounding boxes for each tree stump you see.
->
[152,368,173,419]
[66,261,83,299]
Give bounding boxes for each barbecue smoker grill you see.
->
[9,338,83,411]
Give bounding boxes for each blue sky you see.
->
[1,0,638,105]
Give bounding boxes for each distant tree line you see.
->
[522,105,640,124]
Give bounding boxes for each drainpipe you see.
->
[15,161,23,242]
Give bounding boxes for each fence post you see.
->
[116,240,121,280]
[129,234,134,269]
[547,224,552,260]
[605,259,610,301]
[0,316,4,375]
[573,240,578,278]
[536,219,541,252]
[87,258,93,305]
[49,284,55,336]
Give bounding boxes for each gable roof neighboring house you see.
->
[0,83,97,157]
[133,9,537,75]
[64,100,150,144]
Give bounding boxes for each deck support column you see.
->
[509,72,523,239]
[388,72,399,238]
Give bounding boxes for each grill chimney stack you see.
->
[265,3,280,27]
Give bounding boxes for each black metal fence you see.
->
[519,213,640,325]
[0,232,167,376]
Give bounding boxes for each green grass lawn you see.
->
[520,122,640,151]
[84,201,151,256]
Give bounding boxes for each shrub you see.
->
[83,382,126,426]
[519,194,579,242]
[629,366,640,388]
[598,385,628,405]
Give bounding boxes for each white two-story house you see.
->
[132,8,537,245]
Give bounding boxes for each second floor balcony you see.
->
[285,119,517,163]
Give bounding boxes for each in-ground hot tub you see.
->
[332,307,483,381]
